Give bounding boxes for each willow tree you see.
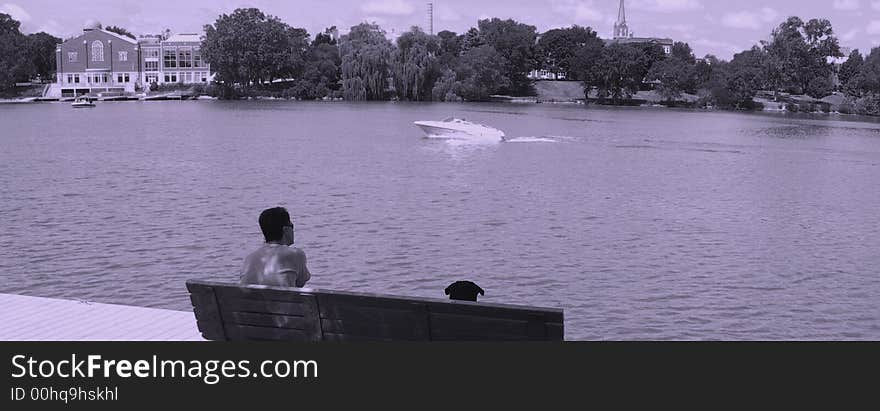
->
[392,27,440,101]
[339,23,393,100]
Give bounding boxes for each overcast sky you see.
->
[2,0,878,59]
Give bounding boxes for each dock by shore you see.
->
[0,293,202,341]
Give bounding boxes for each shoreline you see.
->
[2,94,878,123]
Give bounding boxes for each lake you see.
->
[1,100,879,340]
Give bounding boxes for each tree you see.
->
[764,17,841,94]
[339,22,394,100]
[700,49,766,108]
[451,45,510,101]
[671,42,696,65]
[838,49,863,89]
[0,13,28,89]
[583,43,648,102]
[292,26,341,99]
[537,25,603,81]
[26,32,61,81]
[476,18,538,95]
[392,27,440,101]
[202,8,309,94]
[105,25,136,40]
[646,57,696,101]
[436,30,461,68]
[846,47,880,97]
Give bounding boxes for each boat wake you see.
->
[504,136,558,143]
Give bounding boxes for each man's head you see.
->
[259,207,294,245]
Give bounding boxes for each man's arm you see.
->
[295,251,311,288]
[284,248,310,288]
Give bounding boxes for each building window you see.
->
[144,48,159,59]
[193,51,202,68]
[117,73,130,83]
[164,73,177,83]
[118,51,128,61]
[102,73,109,83]
[178,48,192,68]
[200,72,207,82]
[91,40,104,62]
[145,60,159,72]
[146,74,158,84]
[163,48,177,68]
[184,72,192,83]
[73,74,80,84]
[68,52,78,62]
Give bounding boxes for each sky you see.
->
[2,0,879,59]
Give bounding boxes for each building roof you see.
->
[97,29,138,44]
[604,37,673,46]
[164,33,202,43]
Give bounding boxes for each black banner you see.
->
[1,342,876,409]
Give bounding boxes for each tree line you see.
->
[3,8,880,115]
[201,9,880,114]
[0,13,60,90]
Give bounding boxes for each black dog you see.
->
[444,281,485,302]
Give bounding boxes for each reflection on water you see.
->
[1,101,879,340]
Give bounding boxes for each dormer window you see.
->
[91,40,104,62]
[118,51,128,61]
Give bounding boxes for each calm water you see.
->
[2,100,879,340]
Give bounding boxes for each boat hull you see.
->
[414,121,505,141]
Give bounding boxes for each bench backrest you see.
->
[186,280,564,341]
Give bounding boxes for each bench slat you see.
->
[226,312,312,330]
[224,324,318,342]
[429,313,550,340]
[317,294,429,340]
[186,284,226,340]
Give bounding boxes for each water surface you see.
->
[2,101,879,340]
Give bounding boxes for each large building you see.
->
[51,22,212,97]
[528,0,673,81]
[605,0,674,55]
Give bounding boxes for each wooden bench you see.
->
[186,280,564,341]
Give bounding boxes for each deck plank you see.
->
[0,293,203,341]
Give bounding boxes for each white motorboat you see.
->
[414,118,505,141]
[71,96,95,108]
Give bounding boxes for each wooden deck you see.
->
[0,293,203,341]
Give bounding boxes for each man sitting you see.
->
[240,207,311,288]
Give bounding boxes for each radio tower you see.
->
[427,2,434,35]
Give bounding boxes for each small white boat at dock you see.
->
[71,96,95,108]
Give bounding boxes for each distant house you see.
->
[55,22,141,97]
[50,23,212,97]
[528,69,566,81]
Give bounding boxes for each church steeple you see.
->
[613,0,630,39]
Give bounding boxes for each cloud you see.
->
[35,19,64,36]
[0,3,31,22]
[633,0,704,12]
[551,0,605,22]
[435,3,461,22]
[691,38,747,59]
[867,20,880,35]
[832,0,861,10]
[840,28,860,42]
[360,0,414,16]
[721,8,778,30]
[873,0,880,10]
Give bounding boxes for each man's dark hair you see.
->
[259,207,292,242]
